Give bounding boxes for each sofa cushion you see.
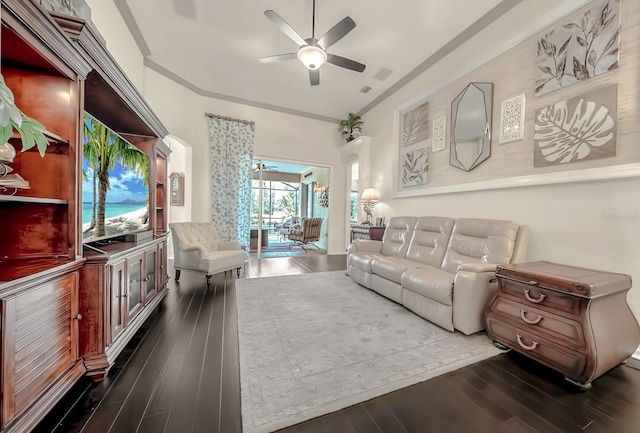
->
[401,266,455,306]
[441,218,519,274]
[380,217,418,258]
[201,250,248,273]
[406,217,455,267]
[370,256,424,283]
[350,252,384,273]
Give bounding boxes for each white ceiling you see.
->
[118,0,531,121]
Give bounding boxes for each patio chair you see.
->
[288,217,323,251]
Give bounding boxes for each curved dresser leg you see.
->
[565,376,592,391]
[493,341,511,351]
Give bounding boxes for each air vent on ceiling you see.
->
[360,86,372,94]
[372,68,393,81]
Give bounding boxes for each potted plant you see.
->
[338,113,363,142]
[0,73,49,160]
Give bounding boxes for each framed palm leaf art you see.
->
[534,84,617,167]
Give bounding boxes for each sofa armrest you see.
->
[218,240,241,250]
[457,263,498,273]
[452,268,500,335]
[179,242,207,255]
[348,239,383,254]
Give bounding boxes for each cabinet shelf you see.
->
[0,195,68,205]
[11,129,69,145]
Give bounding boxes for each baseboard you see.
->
[627,347,640,370]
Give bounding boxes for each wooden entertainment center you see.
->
[0,1,170,432]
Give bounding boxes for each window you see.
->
[251,180,300,229]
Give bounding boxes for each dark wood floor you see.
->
[33,255,640,433]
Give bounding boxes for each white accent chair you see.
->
[170,222,249,285]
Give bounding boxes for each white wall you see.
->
[85,0,145,91]
[165,135,192,258]
[142,68,349,254]
[363,0,640,321]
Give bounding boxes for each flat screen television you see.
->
[82,113,150,242]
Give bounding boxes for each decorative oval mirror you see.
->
[450,82,493,171]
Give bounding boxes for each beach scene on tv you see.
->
[82,114,150,242]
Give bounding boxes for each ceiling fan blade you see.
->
[264,10,307,47]
[259,53,298,63]
[309,69,320,86]
[326,54,366,72]
[318,17,356,50]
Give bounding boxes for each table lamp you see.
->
[360,187,379,225]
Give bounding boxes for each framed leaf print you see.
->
[401,102,429,146]
[394,98,432,196]
[401,148,429,187]
[535,0,620,96]
[534,84,617,166]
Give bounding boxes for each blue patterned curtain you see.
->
[208,116,254,246]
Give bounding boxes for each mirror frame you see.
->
[450,82,493,171]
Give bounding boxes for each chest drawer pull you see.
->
[516,334,539,351]
[524,289,546,304]
[520,310,543,325]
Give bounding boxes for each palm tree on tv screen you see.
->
[83,116,148,237]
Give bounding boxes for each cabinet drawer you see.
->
[487,317,586,379]
[499,279,580,315]
[489,297,585,347]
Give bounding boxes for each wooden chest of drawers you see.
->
[485,261,640,389]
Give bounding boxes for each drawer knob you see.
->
[520,310,543,325]
[524,289,546,304]
[74,314,82,321]
[516,334,539,351]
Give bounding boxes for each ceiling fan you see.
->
[253,162,279,172]
[259,0,366,86]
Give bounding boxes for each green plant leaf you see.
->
[15,114,49,156]
[0,123,13,145]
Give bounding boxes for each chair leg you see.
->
[175,269,181,281]
[206,274,212,286]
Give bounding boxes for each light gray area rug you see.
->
[236,271,500,433]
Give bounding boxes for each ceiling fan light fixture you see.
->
[297,45,326,70]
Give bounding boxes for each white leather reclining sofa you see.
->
[347,216,529,335]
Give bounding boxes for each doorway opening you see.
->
[251,158,330,258]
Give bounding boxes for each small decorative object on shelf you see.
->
[0,142,29,195]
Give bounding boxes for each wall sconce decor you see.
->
[169,172,185,206]
[360,187,379,225]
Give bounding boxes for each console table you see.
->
[486,261,640,389]
[351,225,386,242]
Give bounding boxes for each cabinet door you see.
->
[126,252,145,324]
[109,261,126,344]
[1,272,79,426]
[157,241,166,293]
[144,246,157,304]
